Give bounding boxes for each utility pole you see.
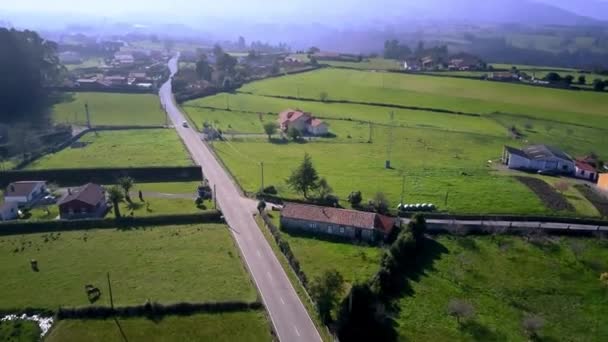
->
[260,162,265,193]
[296,85,300,99]
[368,121,373,143]
[85,102,91,129]
[107,272,114,309]
[444,190,449,206]
[213,184,217,210]
[226,94,230,110]
[385,111,394,169]
[400,174,406,207]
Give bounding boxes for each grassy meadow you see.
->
[0,224,256,311]
[182,67,606,216]
[26,129,192,169]
[53,92,166,126]
[46,311,271,342]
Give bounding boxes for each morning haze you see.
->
[1,1,608,341]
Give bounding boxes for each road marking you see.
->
[280,297,285,305]
[294,325,301,337]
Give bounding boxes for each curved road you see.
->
[160,55,322,342]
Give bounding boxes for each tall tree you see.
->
[195,55,212,81]
[310,269,345,323]
[263,122,278,140]
[286,153,319,199]
[117,177,135,202]
[0,28,65,123]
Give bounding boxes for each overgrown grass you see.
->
[0,319,41,342]
[0,224,256,310]
[323,58,402,70]
[52,92,166,126]
[26,129,192,169]
[45,311,271,342]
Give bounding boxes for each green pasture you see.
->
[0,224,256,311]
[26,129,192,169]
[46,311,271,342]
[52,92,166,126]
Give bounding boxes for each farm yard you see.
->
[52,92,167,127]
[45,311,272,342]
[25,129,192,169]
[182,67,608,217]
[0,224,257,311]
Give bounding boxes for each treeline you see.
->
[0,28,65,124]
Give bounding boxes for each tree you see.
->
[593,79,606,92]
[319,91,329,102]
[107,186,124,219]
[554,181,570,194]
[263,122,278,140]
[257,200,266,213]
[310,269,345,323]
[563,75,574,85]
[117,177,135,202]
[309,56,319,66]
[410,214,427,243]
[287,126,302,141]
[195,56,212,81]
[213,44,224,57]
[371,192,389,214]
[545,72,562,83]
[286,153,319,199]
[522,314,545,339]
[578,75,586,85]
[348,191,363,207]
[307,46,320,55]
[237,36,246,50]
[316,177,333,200]
[447,299,475,324]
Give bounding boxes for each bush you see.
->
[348,191,363,207]
[262,185,277,195]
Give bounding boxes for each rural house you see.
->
[58,183,107,220]
[0,201,18,221]
[4,181,47,207]
[574,161,598,181]
[502,145,575,174]
[278,109,329,136]
[280,203,396,242]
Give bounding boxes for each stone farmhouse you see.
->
[278,109,329,136]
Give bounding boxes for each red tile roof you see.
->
[282,203,395,234]
[576,161,596,172]
[5,181,46,197]
[58,183,106,207]
[278,109,310,125]
[310,118,325,127]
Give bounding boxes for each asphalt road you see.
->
[160,55,322,342]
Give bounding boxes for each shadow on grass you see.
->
[461,320,507,342]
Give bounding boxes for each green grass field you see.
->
[240,68,608,128]
[323,58,402,70]
[395,235,608,341]
[26,129,192,169]
[52,93,166,126]
[46,311,271,342]
[65,57,105,71]
[0,224,256,311]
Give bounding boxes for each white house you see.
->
[0,201,18,221]
[574,161,598,181]
[502,145,575,174]
[4,181,47,207]
[278,109,329,136]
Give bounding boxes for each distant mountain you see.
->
[535,0,608,21]
[383,0,598,26]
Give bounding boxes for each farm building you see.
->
[502,145,574,174]
[574,161,598,181]
[3,181,47,207]
[280,203,395,242]
[278,109,329,136]
[58,183,107,220]
[0,201,18,221]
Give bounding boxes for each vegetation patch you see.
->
[574,184,608,217]
[515,176,575,212]
[0,319,41,342]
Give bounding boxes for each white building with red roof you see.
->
[278,109,329,136]
[280,203,395,242]
[574,160,598,181]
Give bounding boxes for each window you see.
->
[328,226,333,233]
[340,227,345,234]
[563,165,568,170]
[581,170,586,176]
[309,223,317,230]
